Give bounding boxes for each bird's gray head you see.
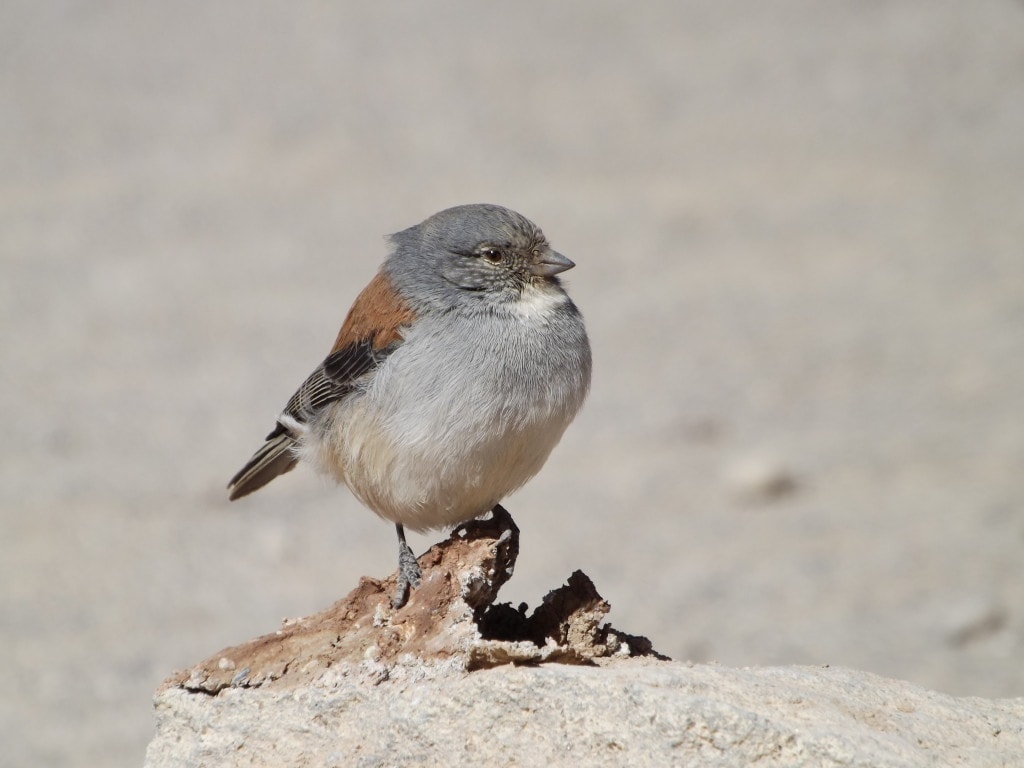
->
[385,204,575,311]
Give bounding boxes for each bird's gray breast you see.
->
[373,296,590,443]
[318,289,591,529]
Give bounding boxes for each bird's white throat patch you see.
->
[512,283,569,319]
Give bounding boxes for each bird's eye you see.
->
[479,247,503,264]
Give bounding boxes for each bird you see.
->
[227,204,592,608]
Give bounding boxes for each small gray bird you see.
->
[228,204,592,607]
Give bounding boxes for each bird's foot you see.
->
[392,536,422,609]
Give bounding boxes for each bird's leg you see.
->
[392,523,422,609]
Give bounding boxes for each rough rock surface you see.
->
[146,663,1024,768]
[145,512,1024,767]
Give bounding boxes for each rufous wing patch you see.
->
[329,271,415,353]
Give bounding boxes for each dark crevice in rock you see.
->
[476,570,668,666]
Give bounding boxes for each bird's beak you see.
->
[529,250,575,277]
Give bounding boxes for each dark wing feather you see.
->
[228,269,414,501]
[274,340,381,432]
[226,432,298,500]
[227,339,397,499]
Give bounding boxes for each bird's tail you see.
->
[227,432,299,500]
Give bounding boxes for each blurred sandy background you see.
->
[3,1,1024,765]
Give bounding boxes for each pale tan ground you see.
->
[3,2,1024,766]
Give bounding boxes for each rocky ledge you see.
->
[145,509,1024,767]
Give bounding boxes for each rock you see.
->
[724,455,799,503]
[145,662,1024,768]
[144,508,1024,767]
